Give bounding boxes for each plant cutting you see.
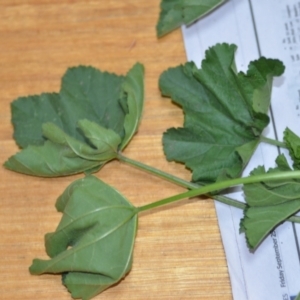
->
[5,43,300,299]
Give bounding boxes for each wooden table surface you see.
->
[0,1,232,299]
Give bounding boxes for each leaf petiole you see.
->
[117,152,198,189]
[260,136,287,148]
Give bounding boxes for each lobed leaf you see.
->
[160,43,284,184]
[4,63,144,177]
[29,175,138,300]
[241,154,300,250]
[156,0,227,37]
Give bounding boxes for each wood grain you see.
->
[0,1,232,299]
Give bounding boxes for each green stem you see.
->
[118,153,300,222]
[117,152,198,189]
[260,136,287,148]
[137,170,300,212]
[118,153,247,208]
[214,195,246,210]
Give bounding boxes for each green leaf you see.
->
[241,154,300,250]
[284,127,300,170]
[29,175,138,300]
[156,0,227,37]
[5,63,144,177]
[160,43,284,184]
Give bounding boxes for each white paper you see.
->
[182,1,300,299]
